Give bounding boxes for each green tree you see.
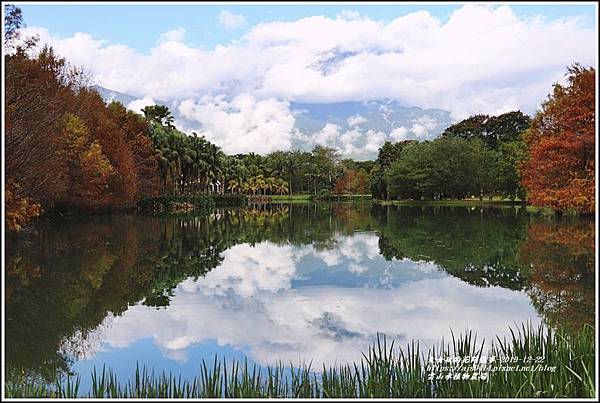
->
[371,140,415,199]
[386,137,487,200]
[441,111,530,150]
[311,145,339,190]
[142,105,175,128]
[496,141,528,200]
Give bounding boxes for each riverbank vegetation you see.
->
[5,323,594,398]
[4,5,596,233]
[370,66,594,216]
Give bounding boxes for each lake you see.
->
[5,202,594,387]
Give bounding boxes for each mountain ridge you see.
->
[91,85,454,159]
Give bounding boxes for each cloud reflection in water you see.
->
[79,233,540,368]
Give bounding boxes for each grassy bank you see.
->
[312,194,372,202]
[137,194,246,215]
[375,199,558,215]
[268,194,373,203]
[269,194,313,201]
[6,323,594,398]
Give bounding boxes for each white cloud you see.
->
[19,5,597,152]
[312,123,340,147]
[390,126,409,141]
[347,114,368,127]
[177,94,296,155]
[408,115,440,139]
[126,97,156,114]
[158,27,186,43]
[218,10,247,30]
[200,242,296,297]
[310,124,387,160]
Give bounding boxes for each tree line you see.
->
[3,6,362,231]
[370,111,531,201]
[4,5,595,232]
[369,66,595,215]
[142,106,370,198]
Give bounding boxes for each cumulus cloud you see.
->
[306,113,445,158]
[310,124,386,160]
[177,94,296,155]
[387,115,444,142]
[200,242,297,297]
[20,4,596,153]
[347,114,368,127]
[409,115,440,139]
[22,5,596,115]
[126,97,156,114]
[158,27,186,43]
[390,126,409,141]
[218,10,247,30]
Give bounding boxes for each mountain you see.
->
[91,85,139,106]
[92,85,454,159]
[291,100,452,142]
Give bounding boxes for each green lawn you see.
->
[375,198,557,215]
[268,194,312,201]
[264,195,560,215]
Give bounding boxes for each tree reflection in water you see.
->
[518,219,595,332]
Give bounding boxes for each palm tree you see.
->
[153,148,170,192]
[277,179,289,195]
[254,174,267,195]
[265,177,277,195]
[142,105,175,128]
[228,179,240,194]
[205,143,224,194]
[284,151,300,197]
[242,178,258,195]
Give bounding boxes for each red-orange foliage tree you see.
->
[5,40,160,227]
[5,181,43,232]
[520,65,595,214]
[333,170,355,195]
[333,169,369,196]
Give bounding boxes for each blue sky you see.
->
[17,3,597,53]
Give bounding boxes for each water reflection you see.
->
[5,204,595,383]
[519,219,595,332]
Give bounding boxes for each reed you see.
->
[5,323,594,398]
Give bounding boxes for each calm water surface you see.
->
[5,203,594,386]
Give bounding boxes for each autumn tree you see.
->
[5,6,162,225]
[520,65,595,214]
[59,114,115,210]
[5,46,72,209]
[333,169,369,195]
[5,181,42,232]
[333,170,355,195]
